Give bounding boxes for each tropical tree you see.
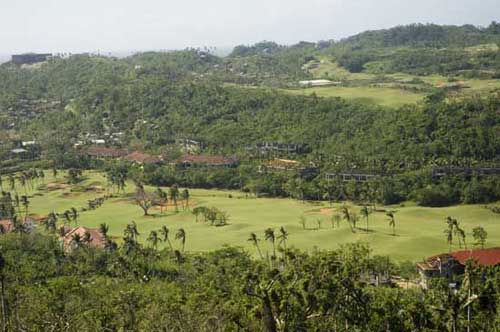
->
[277,227,289,259]
[160,225,173,251]
[125,221,140,243]
[360,205,371,231]
[20,195,29,219]
[264,228,276,258]
[180,189,190,210]
[248,232,264,259]
[175,228,186,252]
[147,230,160,250]
[472,226,487,249]
[70,207,78,226]
[134,182,153,216]
[386,211,396,236]
[155,187,168,214]
[331,214,341,229]
[170,184,179,212]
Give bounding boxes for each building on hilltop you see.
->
[417,248,500,288]
[123,151,162,165]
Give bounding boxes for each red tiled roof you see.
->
[87,146,127,158]
[62,226,106,249]
[450,248,500,266]
[180,154,237,166]
[124,151,162,164]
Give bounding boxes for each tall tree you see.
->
[248,232,264,259]
[159,226,173,251]
[175,228,186,252]
[264,228,276,259]
[472,226,487,249]
[386,211,396,236]
[360,206,371,232]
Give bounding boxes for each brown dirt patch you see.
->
[47,183,70,191]
[319,208,335,214]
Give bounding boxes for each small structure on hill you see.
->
[178,154,238,168]
[325,171,380,182]
[260,158,318,176]
[176,138,203,154]
[124,151,162,165]
[431,166,500,179]
[0,218,35,233]
[60,226,106,250]
[87,146,128,159]
[245,142,309,155]
[299,79,341,87]
[417,248,500,288]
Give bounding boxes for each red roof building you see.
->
[123,151,162,164]
[87,146,127,158]
[417,248,500,288]
[61,226,106,249]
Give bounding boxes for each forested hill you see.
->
[333,22,500,49]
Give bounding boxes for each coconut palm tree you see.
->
[155,187,167,214]
[341,206,354,232]
[147,230,160,250]
[170,185,179,212]
[175,228,186,252]
[248,232,264,259]
[125,221,140,243]
[70,207,78,226]
[386,211,396,236]
[181,189,190,210]
[160,226,174,251]
[277,227,289,260]
[20,195,29,219]
[264,228,276,258]
[360,205,371,232]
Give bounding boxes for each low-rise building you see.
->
[417,248,500,288]
[124,151,162,165]
[87,146,128,159]
[60,226,106,250]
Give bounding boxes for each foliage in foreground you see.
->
[0,233,499,332]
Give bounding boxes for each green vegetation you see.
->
[8,171,499,262]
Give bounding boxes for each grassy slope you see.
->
[18,171,500,262]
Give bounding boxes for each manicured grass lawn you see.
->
[282,86,425,108]
[18,171,500,262]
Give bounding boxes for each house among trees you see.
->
[325,171,380,182]
[60,226,106,250]
[178,154,238,168]
[260,158,318,176]
[417,248,500,288]
[431,166,500,179]
[123,151,162,165]
[245,142,309,155]
[87,146,128,159]
[176,138,202,153]
[0,218,36,233]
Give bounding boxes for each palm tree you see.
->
[125,221,140,243]
[277,227,289,260]
[264,228,276,258]
[20,195,29,219]
[386,211,396,236]
[360,205,371,232]
[71,233,82,248]
[147,230,160,250]
[181,189,190,210]
[341,206,354,232]
[170,185,179,212]
[175,228,186,252]
[248,232,264,259]
[99,223,110,247]
[160,226,174,251]
[155,188,167,214]
[45,212,57,233]
[70,207,78,226]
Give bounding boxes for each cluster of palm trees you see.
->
[0,169,45,195]
[444,216,468,251]
[248,227,289,264]
[0,191,30,220]
[144,225,187,253]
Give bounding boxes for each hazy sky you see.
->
[0,0,498,54]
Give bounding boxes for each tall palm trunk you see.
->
[0,274,7,332]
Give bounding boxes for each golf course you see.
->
[17,170,500,262]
